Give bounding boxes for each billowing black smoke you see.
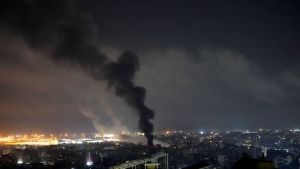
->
[0,0,154,145]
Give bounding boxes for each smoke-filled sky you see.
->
[0,0,300,135]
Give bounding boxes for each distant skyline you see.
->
[0,0,300,135]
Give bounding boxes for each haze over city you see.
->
[0,0,299,136]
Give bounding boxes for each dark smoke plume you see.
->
[0,0,154,145]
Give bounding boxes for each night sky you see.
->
[0,0,300,135]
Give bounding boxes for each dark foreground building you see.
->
[233,153,275,169]
[182,162,212,169]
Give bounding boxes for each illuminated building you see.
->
[0,136,58,146]
[14,149,24,164]
[2,146,12,154]
[86,152,93,167]
[218,155,228,165]
[110,152,168,169]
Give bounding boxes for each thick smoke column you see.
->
[0,0,154,145]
